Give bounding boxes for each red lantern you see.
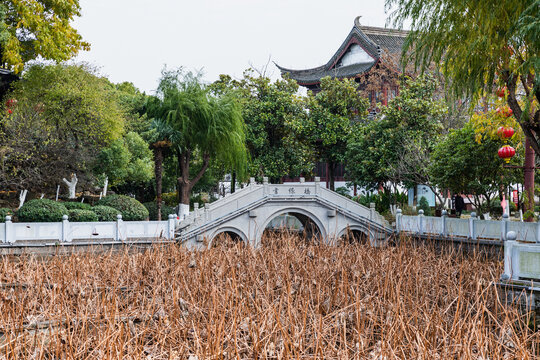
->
[5,99,16,107]
[503,127,514,139]
[496,87,507,98]
[497,126,505,137]
[498,145,516,163]
[7,109,12,115]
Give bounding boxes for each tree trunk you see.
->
[524,138,535,222]
[328,162,336,191]
[62,174,77,199]
[154,148,163,221]
[231,171,236,193]
[177,151,210,220]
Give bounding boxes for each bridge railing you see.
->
[397,210,540,242]
[0,215,177,244]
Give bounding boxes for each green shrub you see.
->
[161,192,177,206]
[0,208,13,221]
[97,195,149,221]
[63,201,92,210]
[418,196,432,216]
[17,199,68,222]
[92,205,119,222]
[68,209,98,222]
[144,202,176,221]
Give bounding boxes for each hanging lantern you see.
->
[503,127,514,139]
[497,126,505,137]
[498,145,516,163]
[496,87,507,98]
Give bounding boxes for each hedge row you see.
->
[15,196,150,222]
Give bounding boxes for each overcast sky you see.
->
[73,0,398,94]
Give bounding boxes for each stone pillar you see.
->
[116,214,124,241]
[299,177,305,183]
[369,203,376,221]
[314,177,320,195]
[62,214,70,242]
[249,177,255,186]
[505,231,517,279]
[263,177,269,195]
[418,210,424,235]
[469,212,477,240]
[441,210,448,237]
[4,216,13,244]
[395,209,402,233]
[168,214,176,240]
[501,213,509,241]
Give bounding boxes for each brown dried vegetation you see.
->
[0,234,537,359]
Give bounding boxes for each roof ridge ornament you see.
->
[354,16,362,28]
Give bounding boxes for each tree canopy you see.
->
[0,64,125,191]
[211,71,313,183]
[0,1,89,73]
[386,0,539,154]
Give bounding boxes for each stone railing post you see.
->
[501,213,509,241]
[369,203,376,221]
[469,212,477,240]
[418,210,424,235]
[263,177,269,195]
[116,214,124,241]
[61,215,70,242]
[4,216,13,244]
[205,203,211,222]
[249,177,255,186]
[395,209,402,233]
[505,231,517,279]
[167,214,175,240]
[441,210,448,237]
[314,177,320,195]
[536,220,540,243]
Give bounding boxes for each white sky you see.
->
[73,0,397,94]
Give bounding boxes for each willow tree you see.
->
[147,70,248,218]
[386,0,539,214]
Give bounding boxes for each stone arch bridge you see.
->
[176,178,393,247]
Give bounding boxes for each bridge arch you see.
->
[337,225,379,245]
[209,226,248,247]
[256,207,327,245]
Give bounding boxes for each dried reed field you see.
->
[0,234,538,359]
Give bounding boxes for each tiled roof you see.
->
[276,19,408,85]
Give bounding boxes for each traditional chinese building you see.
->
[276,16,408,109]
[276,17,409,190]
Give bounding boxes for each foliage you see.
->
[334,187,352,198]
[161,192,178,207]
[386,0,540,156]
[145,69,248,208]
[63,202,92,211]
[95,132,153,187]
[143,202,176,221]
[291,76,369,190]
[429,124,518,214]
[96,195,149,221]
[91,205,119,222]
[0,64,125,192]
[418,196,432,216]
[0,1,90,73]
[354,191,408,215]
[211,71,313,182]
[67,209,98,222]
[0,207,12,221]
[16,199,68,222]
[347,75,446,195]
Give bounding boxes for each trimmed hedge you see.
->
[63,202,92,210]
[0,208,13,222]
[92,205,119,222]
[68,209,98,222]
[17,199,68,222]
[97,195,149,221]
[143,202,176,221]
